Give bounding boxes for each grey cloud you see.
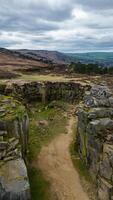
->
[75,0,113,10]
[86,23,113,30]
[0,0,71,35]
[0,0,113,52]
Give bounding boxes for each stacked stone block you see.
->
[0,95,30,200]
[77,85,113,200]
[0,81,90,103]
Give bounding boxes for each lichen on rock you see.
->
[76,84,113,200]
[2,81,90,103]
[0,95,30,200]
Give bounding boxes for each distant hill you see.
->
[0,48,70,78]
[17,50,113,67]
[66,52,113,67]
[0,47,48,72]
[16,49,71,64]
[1,47,113,68]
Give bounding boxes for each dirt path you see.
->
[37,112,89,200]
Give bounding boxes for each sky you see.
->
[0,0,113,52]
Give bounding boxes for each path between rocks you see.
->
[37,111,89,200]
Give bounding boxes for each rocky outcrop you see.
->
[0,81,90,103]
[76,85,113,200]
[0,95,30,200]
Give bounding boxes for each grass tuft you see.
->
[27,166,50,200]
[70,140,92,183]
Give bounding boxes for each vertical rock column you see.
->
[0,95,31,200]
[76,85,113,200]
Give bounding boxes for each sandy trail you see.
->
[37,111,89,200]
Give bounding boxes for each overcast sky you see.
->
[0,0,113,52]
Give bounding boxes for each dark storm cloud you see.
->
[0,0,113,52]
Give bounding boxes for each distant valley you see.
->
[0,48,113,67]
[66,52,113,67]
[14,49,113,67]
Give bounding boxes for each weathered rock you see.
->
[1,81,90,104]
[88,108,113,120]
[76,85,113,200]
[0,95,30,200]
[0,121,6,130]
[0,131,7,136]
[0,159,31,200]
[84,85,112,108]
[109,97,113,107]
[38,120,48,126]
[99,155,112,180]
[103,144,113,167]
[7,139,19,152]
[98,177,113,200]
[0,142,8,150]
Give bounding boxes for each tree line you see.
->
[69,62,113,75]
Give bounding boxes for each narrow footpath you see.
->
[37,110,89,200]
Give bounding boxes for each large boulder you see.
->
[0,159,30,200]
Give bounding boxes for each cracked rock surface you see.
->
[77,85,113,200]
[0,95,30,200]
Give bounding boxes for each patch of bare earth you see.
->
[36,110,89,200]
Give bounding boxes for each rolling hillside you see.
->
[16,49,71,64]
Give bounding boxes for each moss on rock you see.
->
[0,95,30,200]
[0,95,26,121]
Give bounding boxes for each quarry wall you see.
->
[0,95,30,200]
[0,81,90,103]
[76,85,113,200]
[0,80,90,200]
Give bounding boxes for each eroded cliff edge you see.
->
[76,85,113,200]
[0,95,30,200]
